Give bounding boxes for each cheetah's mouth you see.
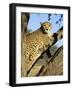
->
[45,29,49,34]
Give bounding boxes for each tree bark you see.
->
[38,46,63,76]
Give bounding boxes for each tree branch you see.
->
[38,46,63,76]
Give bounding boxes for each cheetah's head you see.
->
[40,22,52,34]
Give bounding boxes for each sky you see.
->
[28,13,63,47]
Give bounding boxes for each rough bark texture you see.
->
[38,46,63,76]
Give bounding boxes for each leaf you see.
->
[59,18,61,22]
[48,14,51,17]
[56,21,58,24]
[61,14,63,18]
[48,17,51,21]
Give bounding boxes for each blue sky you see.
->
[28,13,63,47]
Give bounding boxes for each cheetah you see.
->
[21,22,53,77]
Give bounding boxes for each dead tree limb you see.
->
[38,46,63,76]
